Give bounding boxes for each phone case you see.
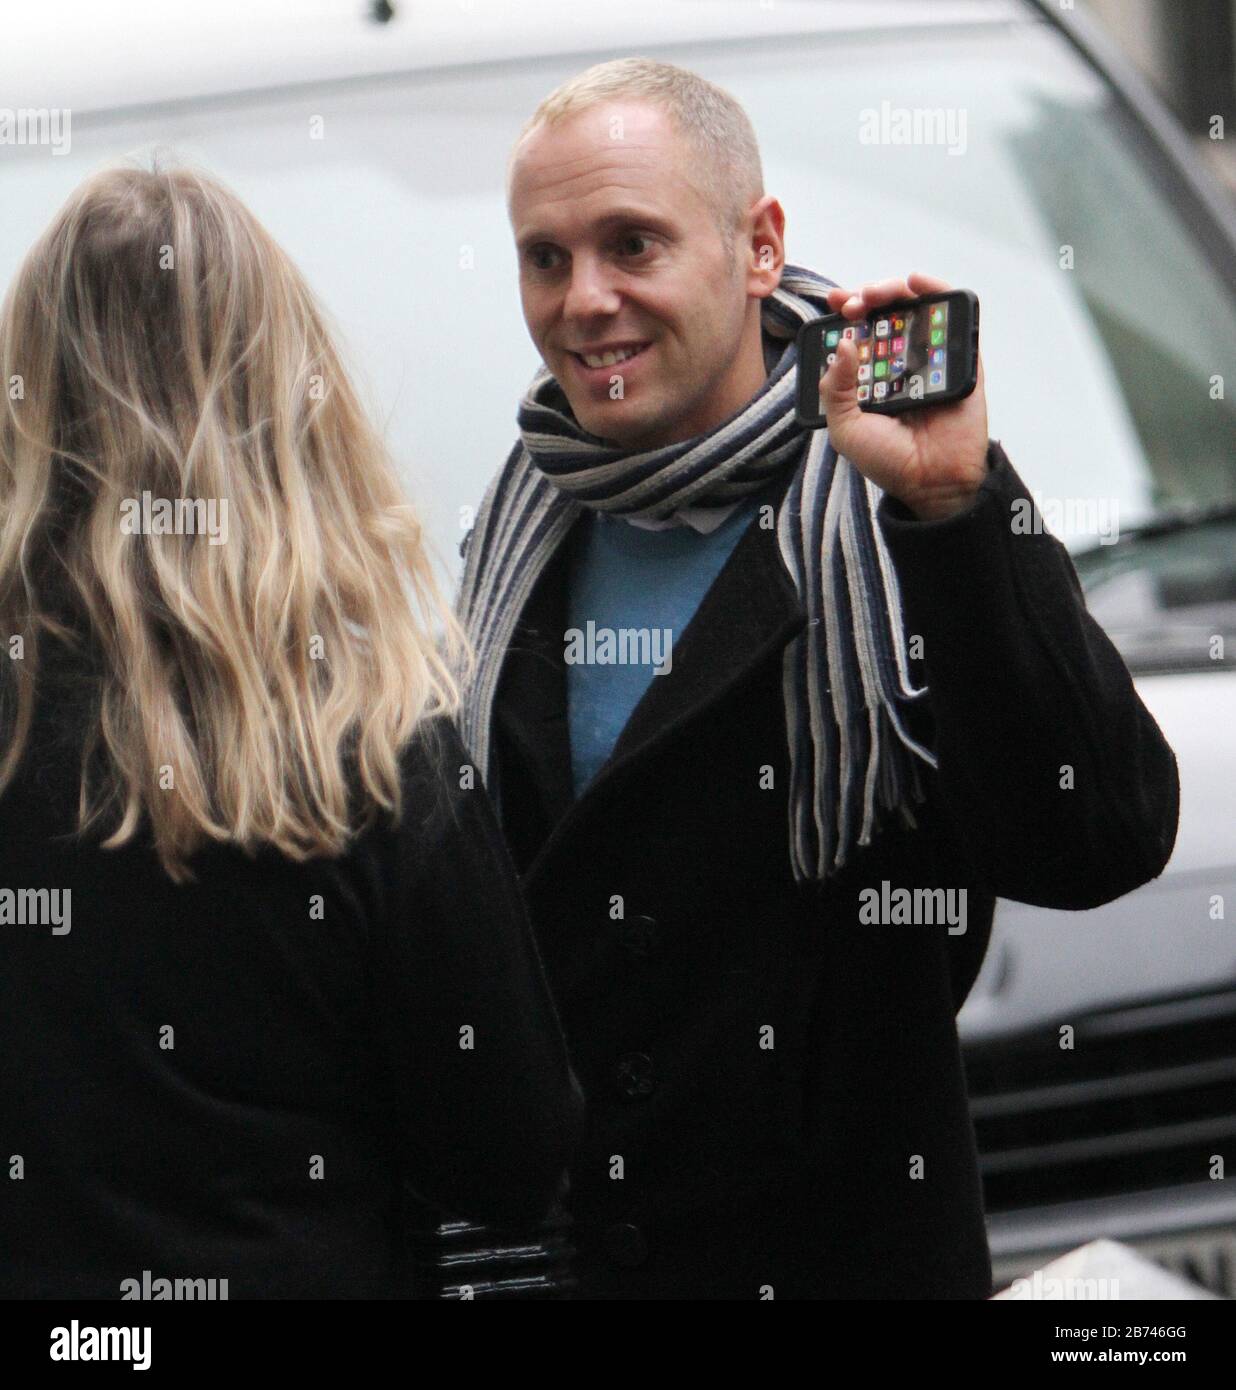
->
[794,290,979,428]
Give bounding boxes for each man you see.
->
[455,58,1179,1299]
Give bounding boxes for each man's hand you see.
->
[819,272,989,521]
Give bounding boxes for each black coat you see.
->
[489,439,1180,1300]
[0,676,583,1299]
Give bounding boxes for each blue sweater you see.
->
[565,498,761,796]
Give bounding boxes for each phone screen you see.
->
[823,299,951,404]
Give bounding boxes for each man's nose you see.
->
[562,258,622,321]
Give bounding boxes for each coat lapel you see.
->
[602,493,806,778]
[493,469,808,872]
[492,532,577,834]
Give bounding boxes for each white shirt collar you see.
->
[620,501,743,535]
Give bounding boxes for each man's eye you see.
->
[528,246,563,271]
[617,233,651,258]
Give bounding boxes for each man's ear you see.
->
[745,195,786,298]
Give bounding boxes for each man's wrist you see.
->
[892,442,994,521]
[903,485,984,522]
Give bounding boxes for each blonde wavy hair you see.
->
[0,163,465,883]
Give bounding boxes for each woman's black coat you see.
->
[488,439,1180,1300]
[0,679,583,1299]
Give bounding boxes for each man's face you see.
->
[509,101,754,449]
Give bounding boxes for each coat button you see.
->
[603,1221,648,1268]
[612,1051,655,1100]
[622,914,658,958]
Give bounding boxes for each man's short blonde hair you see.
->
[508,57,765,237]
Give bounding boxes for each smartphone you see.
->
[795,289,979,427]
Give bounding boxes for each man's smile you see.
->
[566,339,653,380]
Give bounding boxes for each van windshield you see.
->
[1,13,1233,571]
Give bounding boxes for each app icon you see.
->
[873,361,887,379]
[890,378,904,395]
[892,336,905,353]
[826,352,837,367]
[854,323,871,340]
[930,306,944,326]
[857,364,872,382]
[873,381,888,400]
[843,326,856,340]
[928,369,944,388]
[876,341,888,358]
[930,347,945,365]
[930,328,945,346]
[891,355,905,371]
[875,319,890,338]
[857,383,871,402]
[858,344,871,362]
[825,329,840,348]
[893,318,904,331]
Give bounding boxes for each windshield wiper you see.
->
[1073,501,1236,558]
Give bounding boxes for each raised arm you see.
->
[877,440,1180,908]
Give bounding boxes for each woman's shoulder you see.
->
[343,712,522,950]
[396,713,466,789]
[390,714,474,832]
[357,714,501,871]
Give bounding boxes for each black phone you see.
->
[794,289,979,427]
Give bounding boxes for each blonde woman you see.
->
[0,165,582,1299]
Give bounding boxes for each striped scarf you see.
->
[457,263,936,881]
